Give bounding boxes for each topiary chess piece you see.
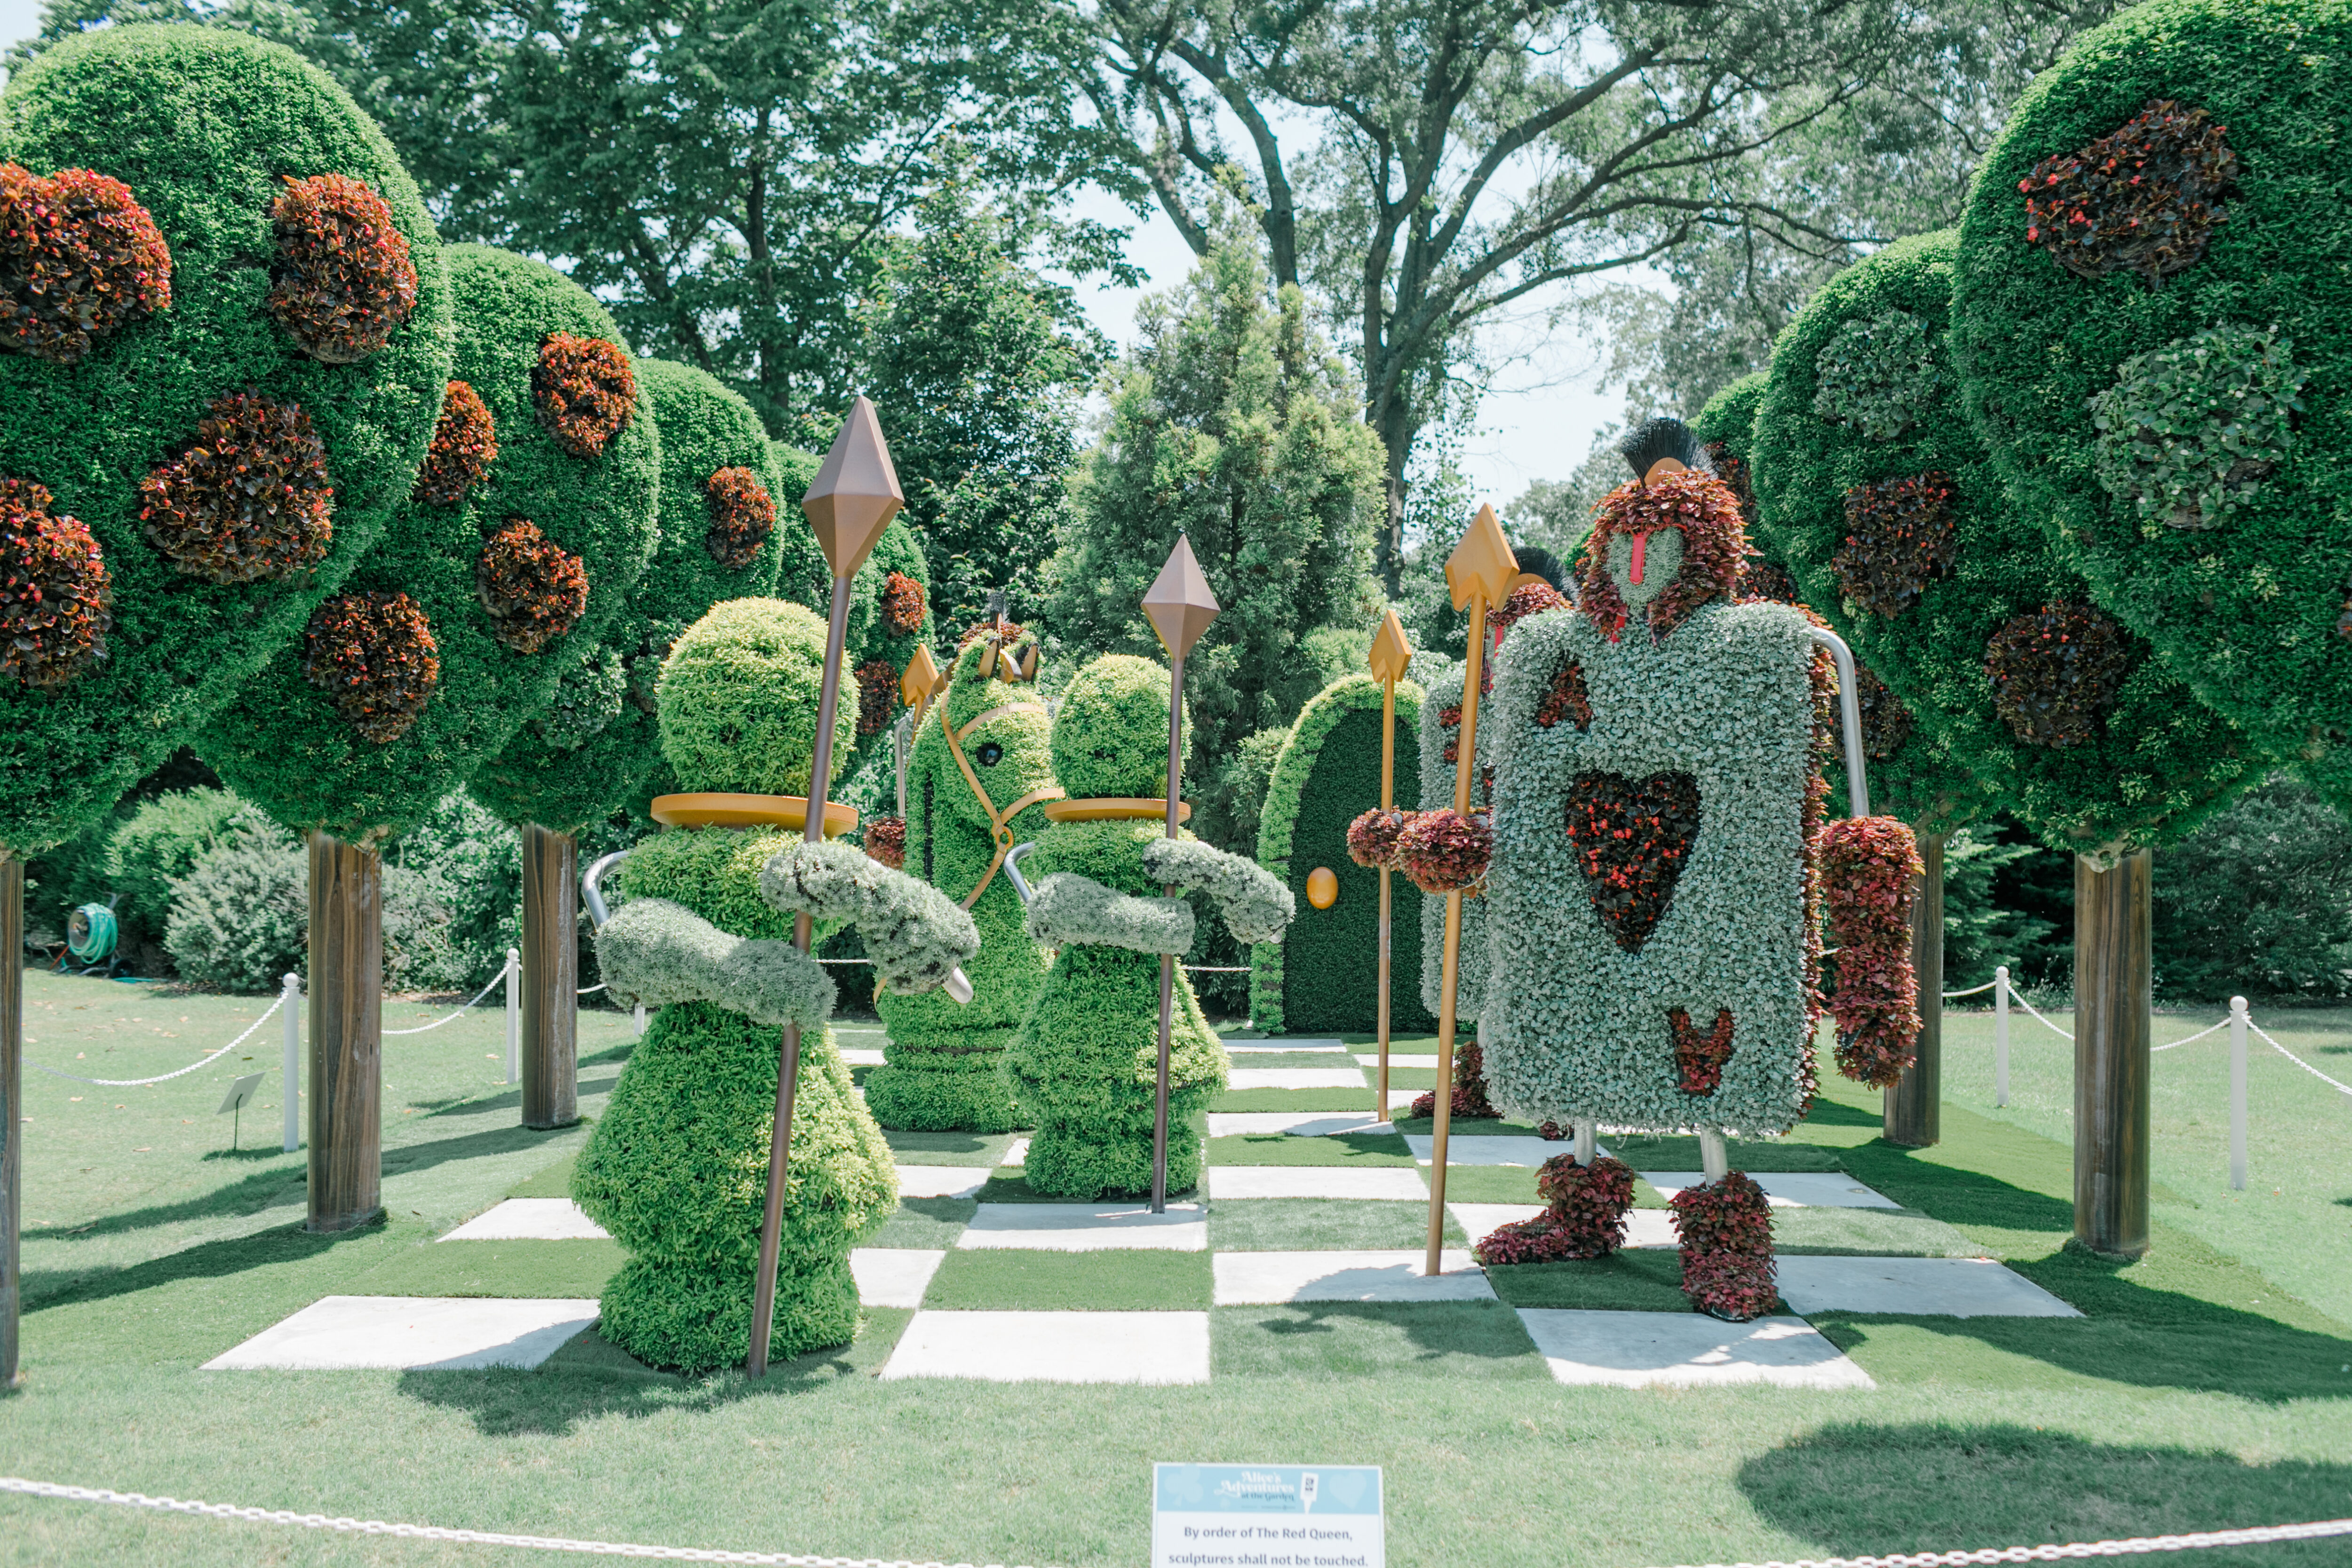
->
[578,597,977,1373]
[1002,653,1295,1199]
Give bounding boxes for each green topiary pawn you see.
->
[577,597,973,1372]
[869,619,1060,1131]
[1005,654,1294,1198]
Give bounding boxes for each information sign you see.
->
[1151,1463,1383,1568]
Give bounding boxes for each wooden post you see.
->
[307,832,384,1233]
[520,824,580,1130]
[2074,849,2152,1258]
[1884,830,1945,1147]
[1,854,23,1389]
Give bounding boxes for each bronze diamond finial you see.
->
[1142,534,1220,661]
[802,396,903,579]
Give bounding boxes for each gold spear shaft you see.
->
[1367,609,1412,1124]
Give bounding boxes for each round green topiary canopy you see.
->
[202,244,659,842]
[0,24,453,856]
[1754,229,2263,858]
[1950,0,2343,815]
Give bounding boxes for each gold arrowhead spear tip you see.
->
[1142,534,1221,660]
[1367,607,1413,685]
[803,396,904,580]
[899,643,941,708]
[1445,503,1518,612]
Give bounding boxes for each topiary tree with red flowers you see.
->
[0,26,454,1329]
[202,243,658,1223]
[1751,228,2264,1204]
[471,354,787,1127]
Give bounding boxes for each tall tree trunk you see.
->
[2074,849,2152,1258]
[1884,830,1945,1147]
[520,824,579,1130]
[1,854,22,1388]
[307,832,383,1233]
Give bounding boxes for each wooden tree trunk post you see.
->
[1884,830,1945,1147]
[2074,849,2152,1258]
[307,832,384,1233]
[520,824,579,1130]
[1,854,23,1388]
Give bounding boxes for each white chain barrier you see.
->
[24,989,286,1087]
[2247,1018,2352,1098]
[0,1477,2344,1567]
[384,962,512,1036]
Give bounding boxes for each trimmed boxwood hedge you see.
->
[1754,229,2263,858]
[1251,673,1437,1034]
[0,24,453,855]
[839,517,937,778]
[868,626,1056,1132]
[1416,659,1490,1024]
[1950,0,2344,812]
[472,357,785,831]
[203,244,657,840]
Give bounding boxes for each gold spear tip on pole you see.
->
[803,396,904,580]
[1367,607,1413,685]
[899,643,940,707]
[1445,503,1518,612]
[1142,533,1220,661]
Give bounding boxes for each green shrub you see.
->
[1811,309,1945,443]
[2152,774,2352,1002]
[653,598,855,799]
[0,24,454,856]
[1750,229,2258,858]
[769,441,828,608]
[100,787,244,949]
[203,244,659,842]
[838,519,937,779]
[1949,0,2349,813]
[162,809,307,993]
[1053,653,1177,799]
[1251,674,1437,1034]
[383,790,521,991]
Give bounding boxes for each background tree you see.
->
[859,168,1104,632]
[1047,219,1383,854]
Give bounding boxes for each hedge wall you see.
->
[0,24,453,855]
[769,440,827,608]
[471,357,784,831]
[204,244,657,841]
[1755,229,2262,858]
[1416,659,1489,1023]
[1952,0,2352,814]
[1250,672,1436,1034]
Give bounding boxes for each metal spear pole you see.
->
[1367,610,1412,1123]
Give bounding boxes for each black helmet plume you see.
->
[1509,542,1568,591]
[1617,417,1710,485]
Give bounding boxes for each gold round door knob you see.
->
[1306,866,1339,909]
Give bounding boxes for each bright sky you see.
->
[0,0,1622,509]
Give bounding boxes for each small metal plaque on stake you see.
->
[217,1071,266,1150]
[1152,1464,1383,1568]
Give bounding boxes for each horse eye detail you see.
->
[977,742,1004,767]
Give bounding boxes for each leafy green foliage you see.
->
[653,598,854,800]
[837,518,937,780]
[1415,659,1489,1023]
[760,839,977,994]
[2151,774,2352,1002]
[1048,230,1382,850]
[1139,838,1292,944]
[1811,310,1945,443]
[203,244,658,842]
[159,805,307,992]
[99,787,243,951]
[2090,324,2303,533]
[1950,0,2350,816]
[1252,676,1437,1034]
[594,897,836,1030]
[1051,653,1176,800]
[1026,874,1194,953]
[1752,229,2258,855]
[0,24,454,855]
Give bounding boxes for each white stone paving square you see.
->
[1000,1137,1031,1167]
[850,1248,946,1308]
[1213,1250,1494,1305]
[1448,1204,1677,1249]
[840,1046,888,1067]
[1408,1135,1605,1167]
[1515,1309,1875,1389]
[1642,1172,1898,1209]
[959,1202,1207,1251]
[880,1310,1211,1384]
[1208,1112,1391,1138]
[1773,1256,2081,1317]
[202,1296,599,1371]
[1228,1068,1371,1090]
[1224,1038,1349,1053]
[1355,1053,1439,1068]
[438,1199,610,1241]
[1207,1167,1428,1201]
[895,1165,990,1199]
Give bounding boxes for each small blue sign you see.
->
[1152,1464,1384,1568]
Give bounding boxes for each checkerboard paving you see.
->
[213,1035,2062,1384]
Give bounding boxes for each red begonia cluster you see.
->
[412,380,496,507]
[881,570,927,635]
[0,163,171,365]
[1344,806,1410,869]
[304,589,439,742]
[266,173,418,364]
[2022,100,2234,285]
[1562,769,1700,955]
[1393,806,1491,894]
[0,478,111,688]
[1817,815,1924,1088]
[863,814,907,870]
[1471,1154,1636,1265]
[1703,439,1758,529]
[1670,1005,1738,1096]
[1672,1171,1777,1321]
[855,657,898,736]
[533,332,636,458]
[1489,579,1569,635]
[1851,662,1915,760]
[476,518,589,653]
[139,391,333,582]
[1737,559,1801,605]
[1985,600,2133,748]
[1832,472,1957,617]
[703,465,776,569]
[1533,655,1592,732]
[1406,1041,1500,1122]
[1575,467,1748,641]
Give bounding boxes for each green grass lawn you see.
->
[4,968,2350,1567]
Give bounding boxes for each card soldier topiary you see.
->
[0,24,453,858]
[1754,230,2259,860]
[869,618,1061,1131]
[204,245,658,840]
[1251,673,1436,1035]
[1950,0,2344,810]
[1005,653,1294,1198]
[578,597,961,1372]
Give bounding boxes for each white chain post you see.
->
[1994,963,2011,1107]
[279,971,301,1153]
[632,1003,645,1038]
[2229,995,2249,1191]
[1697,1127,1729,1183]
[505,947,520,1085]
